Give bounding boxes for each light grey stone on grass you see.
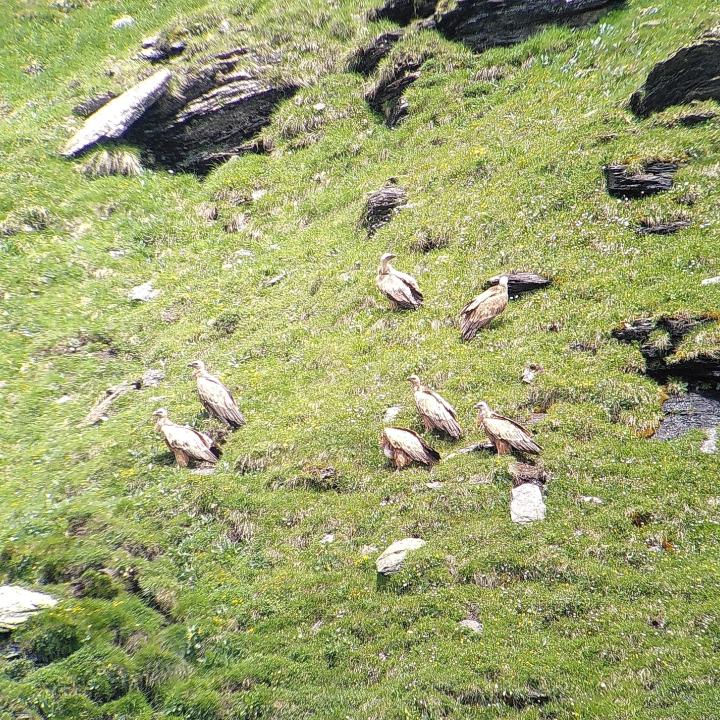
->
[510,483,546,524]
[0,586,57,630]
[376,538,425,575]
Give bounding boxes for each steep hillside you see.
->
[1,1,720,718]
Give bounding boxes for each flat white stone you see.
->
[63,69,171,157]
[510,483,546,524]
[701,276,720,286]
[579,495,604,505]
[128,282,160,302]
[376,538,425,575]
[701,428,718,454]
[458,619,483,634]
[0,586,57,630]
[111,15,135,29]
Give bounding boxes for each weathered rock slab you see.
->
[604,162,678,199]
[653,391,720,443]
[510,483,546,524]
[630,37,720,116]
[487,272,550,296]
[376,538,426,575]
[63,70,172,157]
[0,586,57,631]
[362,183,407,235]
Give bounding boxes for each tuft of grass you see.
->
[81,148,143,178]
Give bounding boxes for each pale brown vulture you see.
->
[380,427,440,469]
[474,401,541,456]
[153,408,220,467]
[376,253,423,310]
[408,375,462,439]
[459,275,509,341]
[188,360,245,428]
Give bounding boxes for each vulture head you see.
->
[407,374,421,390]
[474,401,492,418]
[379,252,396,272]
[188,359,206,376]
[498,275,509,288]
[152,407,170,426]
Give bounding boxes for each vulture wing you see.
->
[383,427,440,465]
[459,286,507,340]
[415,389,462,438]
[484,414,541,455]
[377,271,423,309]
[197,375,245,428]
[163,423,219,463]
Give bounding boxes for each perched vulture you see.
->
[459,275,509,341]
[408,375,462,439]
[188,360,245,428]
[376,252,423,310]
[474,401,541,456]
[380,426,440,469]
[153,408,220,467]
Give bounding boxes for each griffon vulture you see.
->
[188,360,245,428]
[474,401,541,456]
[380,427,440,469]
[408,375,462,439]
[376,253,423,310]
[153,408,220,467]
[459,275,509,341]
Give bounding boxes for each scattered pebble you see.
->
[579,495,604,505]
[360,545,378,556]
[128,282,160,302]
[383,405,402,423]
[111,15,135,29]
[458,619,483,634]
[320,533,335,545]
[426,481,444,490]
[313,102,326,112]
[108,248,127,259]
[55,395,74,405]
[251,189,267,201]
[376,538,426,575]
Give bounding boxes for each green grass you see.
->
[2,0,720,718]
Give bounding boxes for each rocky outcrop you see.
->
[369,0,436,25]
[348,31,403,75]
[612,314,720,383]
[510,483,546,523]
[62,69,172,157]
[637,216,691,235]
[139,35,187,63]
[630,37,720,117]
[653,391,720,444]
[365,54,426,127]
[604,161,677,199]
[0,586,57,631]
[128,48,298,173]
[432,0,624,52]
[487,272,550,296]
[362,182,408,234]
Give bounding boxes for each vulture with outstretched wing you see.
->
[376,252,423,310]
[380,427,440,469]
[408,375,462,439]
[153,408,220,467]
[459,275,509,341]
[474,401,541,456]
[188,360,245,428]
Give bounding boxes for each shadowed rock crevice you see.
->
[630,36,720,117]
[369,0,436,26]
[348,31,403,75]
[612,314,720,383]
[365,53,427,127]
[128,48,299,173]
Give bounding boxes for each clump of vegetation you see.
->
[81,148,143,178]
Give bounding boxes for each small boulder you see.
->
[458,618,483,634]
[510,483,546,524]
[604,162,678,199]
[0,586,57,631]
[362,182,407,235]
[487,272,550,296]
[128,281,160,302]
[376,538,426,575]
[111,15,135,29]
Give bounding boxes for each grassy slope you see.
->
[2,0,720,718]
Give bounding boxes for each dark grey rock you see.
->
[630,37,720,117]
[362,183,407,235]
[604,162,678,199]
